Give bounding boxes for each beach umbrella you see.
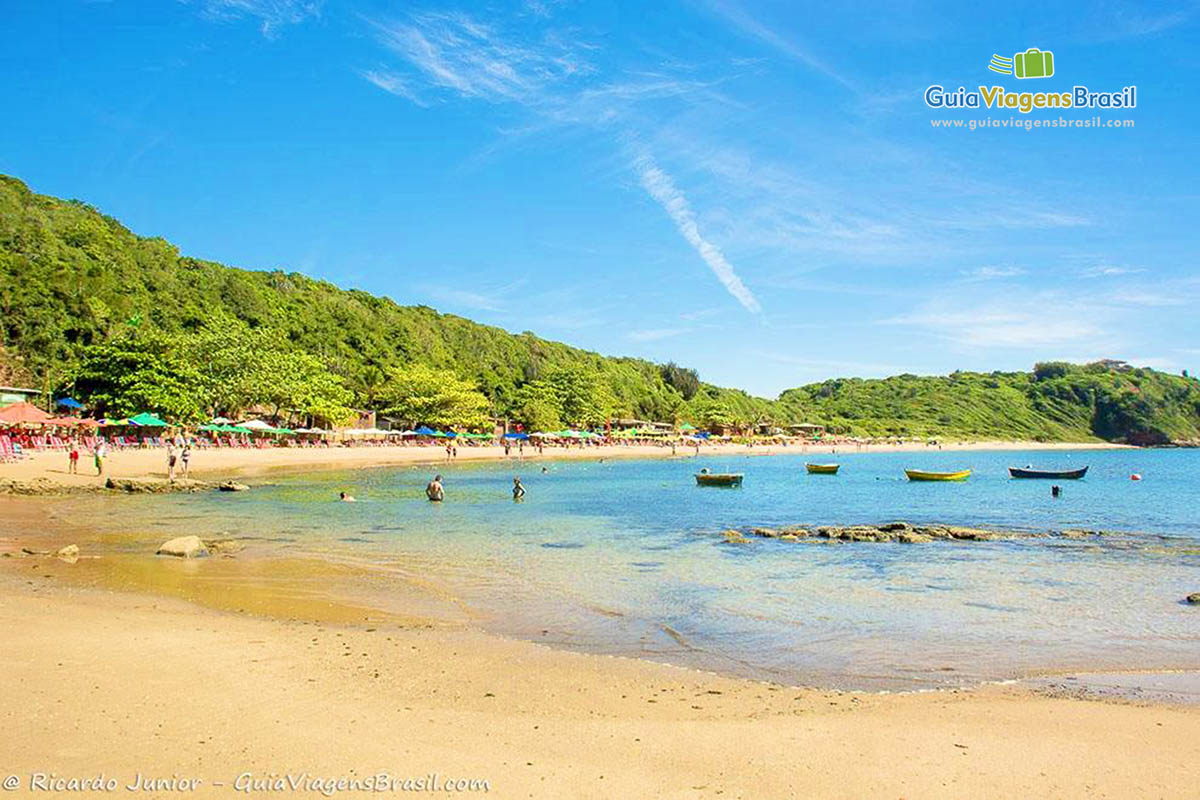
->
[239,419,274,431]
[56,397,83,410]
[679,422,696,431]
[127,411,170,427]
[209,416,234,425]
[50,417,98,427]
[414,425,437,436]
[503,432,529,440]
[0,402,53,423]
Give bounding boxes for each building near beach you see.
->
[0,386,41,406]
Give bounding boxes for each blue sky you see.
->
[2,0,1198,396]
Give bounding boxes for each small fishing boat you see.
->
[905,468,971,482]
[1008,466,1088,480]
[695,471,744,487]
[805,463,840,475]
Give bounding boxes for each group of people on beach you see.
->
[63,435,193,481]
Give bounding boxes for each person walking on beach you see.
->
[512,476,525,500]
[426,475,445,502]
[68,441,80,474]
[180,444,191,479]
[93,439,107,477]
[166,443,178,481]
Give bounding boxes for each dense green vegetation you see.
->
[777,363,1200,445]
[1,173,1198,442]
[0,174,768,428]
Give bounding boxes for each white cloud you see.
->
[883,293,1109,349]
[1079,264,1145,278]
[365,12,592,105]
[200,0,321,37]
[360,69,428,106]
[634,153,761,313]
[962,265,1028,280]
[702,0,855,90]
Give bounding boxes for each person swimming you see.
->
[512,476,525,499]
[339,491,357,502]
[426,475,445,501]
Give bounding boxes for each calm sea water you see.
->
[93,448,1200,690]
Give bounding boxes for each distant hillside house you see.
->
[786,423,826,436]
[0,386,41,406]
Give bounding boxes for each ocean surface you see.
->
[86,448,1200,690]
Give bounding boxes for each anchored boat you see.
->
[1008,466,1088,479]
[805,463,840,474]
[905,468,971,482]
[695,470,744,487]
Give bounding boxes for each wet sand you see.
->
[2,498,1199,798]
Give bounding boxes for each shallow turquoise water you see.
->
[102,448,1200,689]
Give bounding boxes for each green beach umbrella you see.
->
[128,411,170,427]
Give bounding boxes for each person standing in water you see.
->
[426,474,445,501]
[512,476,525,500]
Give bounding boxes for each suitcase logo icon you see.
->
[988,48,1055,79]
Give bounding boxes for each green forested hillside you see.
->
[0,174,769,426]
[777,363,1200,445]
[1,174,1197,443]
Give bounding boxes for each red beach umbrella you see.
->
[0,402,53,424]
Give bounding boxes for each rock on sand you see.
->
[156,535,210,559]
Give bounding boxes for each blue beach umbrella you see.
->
[56,397,83,409]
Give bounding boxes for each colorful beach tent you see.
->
[0,402,53,423]
[127,411,169,427]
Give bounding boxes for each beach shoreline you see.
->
[1,438,1132,494]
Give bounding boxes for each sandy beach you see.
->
[0,439,1130,493]
[2,485,1198,799]
[4,559,1198,799]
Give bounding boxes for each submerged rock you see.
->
[749,527,781,538]
[1186,593,1200,605]
[717,521,1014,547]
[217,481,250,492]
[156,535,209,559]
